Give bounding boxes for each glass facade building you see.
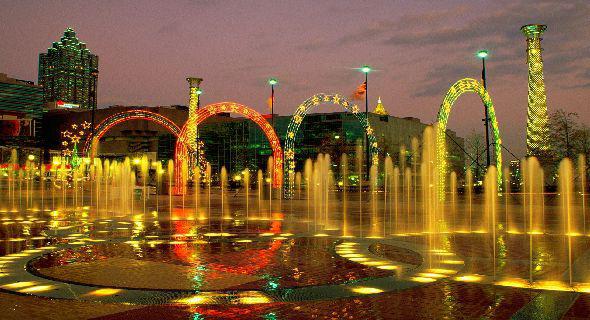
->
[197,111,465,178]
[0,73,44,147]
[38,28,98,109]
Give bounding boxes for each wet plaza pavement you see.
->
[0,193,589,319]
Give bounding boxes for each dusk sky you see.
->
[1,0,589,156]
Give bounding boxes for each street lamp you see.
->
[477,50,489,59]
[360,65,371,180]
[476,50,491,168]
[268,78,278,129]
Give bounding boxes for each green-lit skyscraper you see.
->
[38,28,98,109]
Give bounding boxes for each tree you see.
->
[465,130,486,182]
[542,109,590,185]
[574,125,590,161]
[549,109,580,159]
[549,110,579,160]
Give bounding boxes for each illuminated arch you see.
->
[436,78,503,191]
[174,102,283,192]
[283,93,380,198]
[83,109,182,157]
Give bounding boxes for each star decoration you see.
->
[311,96,320,106]
[285,149,294,159]
[351,105,359,114]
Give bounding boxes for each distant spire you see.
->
[64,27,76,37]
[374,97,388,115]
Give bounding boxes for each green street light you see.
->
[196,89,203,95]
[359,64,371,183]
[477,50,489,59]
[268,78,278,129]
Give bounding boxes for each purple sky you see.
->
[1,0,589,156]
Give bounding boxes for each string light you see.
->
[436,78,503,196]
[82,110,181,157]
[283,93,380,198]
[521,24,549,155]
[174,102,284,194]
[61,120,91,167]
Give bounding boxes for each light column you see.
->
[176,77,202,193]
[186,77,203,150]
[521,24,549,156]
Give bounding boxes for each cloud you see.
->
[412,63,476,97]
[367,0,590,97]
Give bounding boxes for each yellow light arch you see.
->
[436,78,503,191]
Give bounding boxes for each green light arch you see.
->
[436,78,503,192]
[283,93,380,198]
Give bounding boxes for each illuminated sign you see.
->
[56,100,80,109]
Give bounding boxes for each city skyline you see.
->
[1,0,589,156]
[1,2,590,319]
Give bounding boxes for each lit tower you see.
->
[186,77,203,150]
[373,97,388,116]
[521,24,549,156]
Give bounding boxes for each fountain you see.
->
[1,123,589,312]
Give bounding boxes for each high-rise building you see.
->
[38,27,98,110]
[0,73,44,147]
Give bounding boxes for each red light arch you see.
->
[174,102,283,193]
[82,109,182,157]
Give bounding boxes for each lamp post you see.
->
[361,65,371,180]
[477,50,491,168]
[268,78,278,130]
[196,87,202,173]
